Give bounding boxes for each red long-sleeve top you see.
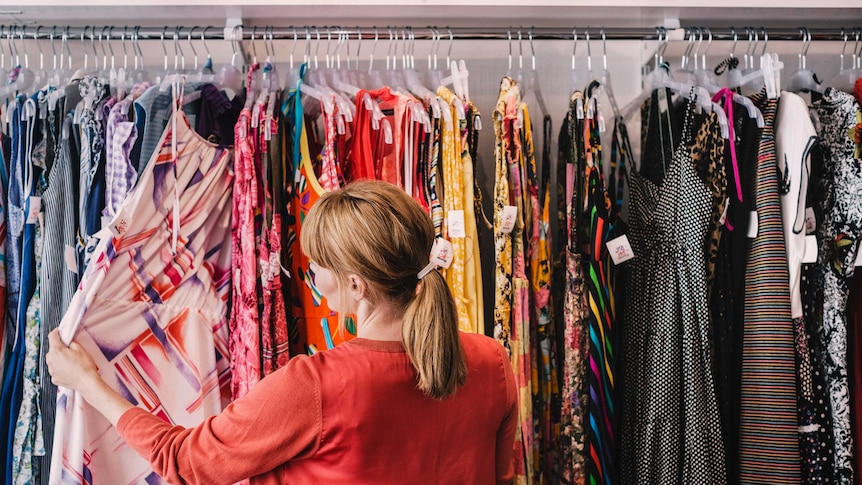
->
[116,332,518,484]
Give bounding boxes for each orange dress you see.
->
[285,86,355,356]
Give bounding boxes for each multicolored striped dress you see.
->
[738,90,801,482]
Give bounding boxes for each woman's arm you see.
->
[47,328,322,485]
[46,329,134,425]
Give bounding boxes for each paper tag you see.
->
[718,199,729,226]
[447,210,466,238]
[109,210,131,238]
[747,211,759,238]
[430,238,454,269]
[500,205,517,233]
[26,196,41,224]
[805,207,816,234]
[802,235,819,264]
[64,244,78,274]
[606,234,636,265]
[856,247,862,267]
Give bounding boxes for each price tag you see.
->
[805,207,816,234]
[747,211,759,238]
[109,210,131,238]
[856,247,862,267]
[606,234,636,265]
[718,199,729,226]
[430,238,454,269]
[802,235,818,264]
[500,206,517,233]
[447,210,466,238]
[26,197,41,224]
[64,244,78,274]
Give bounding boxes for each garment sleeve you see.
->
[116,356,322,485]
[495,342,518,484]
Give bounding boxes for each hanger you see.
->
[674,27,697,85]
[786,28,822,94]
[523,28,548,119]
[0,26,35,101]
[621,27,727,137]
[830,28,862,93]
[695,27,723,93]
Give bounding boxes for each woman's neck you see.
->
[354,299,404,341]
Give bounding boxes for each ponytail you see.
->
[302,180,467,400]
[402,268,467,400]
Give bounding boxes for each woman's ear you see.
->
[345,274,367,301]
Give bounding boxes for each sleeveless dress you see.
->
[285,75,354,356]
[50,104,233,485]
[620,93,727,484]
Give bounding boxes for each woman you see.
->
[47,180,518,484]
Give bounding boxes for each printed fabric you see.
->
[49,106,233,485]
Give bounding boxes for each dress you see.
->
[620,94,727,484]
[49,105,233,485]
[776,91,832,481]
[738,90,802,482]
[558,93,589,485]
[813,87,862,484]
[284,78,353,357]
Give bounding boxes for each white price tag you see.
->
[802,235,818,264]
[64,244,78,274]
[26,196,41,224]
[447,210,466,238]
[109,210,131,238]
[430,238,454,269]
[606,234,636,265]
[500,206,517,234]
[805,207,816,234]
[718,199,729,226]
[747,211,759,238]
[856,247,862,267]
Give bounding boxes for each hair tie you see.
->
[417,262,437,279]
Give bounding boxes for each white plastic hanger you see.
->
[787,28,822,94]
[830,28,862,93]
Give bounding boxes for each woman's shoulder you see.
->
[458,332,509,367]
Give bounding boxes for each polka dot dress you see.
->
[620,94,727,484]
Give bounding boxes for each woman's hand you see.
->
[46,328,134,426]
[46,328,102,394]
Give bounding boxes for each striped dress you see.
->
[737,91,802,482]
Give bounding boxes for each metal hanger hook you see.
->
[446,27,453,68]
[507,29,512,71]
[529,27,537,71]
[571,28,578,71]
[161,26,169,71]
[601,27,609,71]
[188,26,199,70]
[585,28,592,72]
[201,26,214,63]
[730,27,738,58]
[230,24,242,68]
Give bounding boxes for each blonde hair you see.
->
[301,180,467,399]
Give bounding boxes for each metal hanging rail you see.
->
[0,25,857,42]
